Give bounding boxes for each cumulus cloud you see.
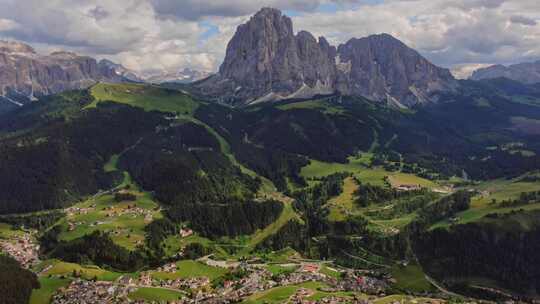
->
[451,63,493,79]
[0,0,538,75]
[510,15,537,26]
[294,0,540,68]
[149,0,358,20]
[150,0,318,20]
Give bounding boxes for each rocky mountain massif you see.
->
[195,8,457,107]
[0,41,132,110]
[471,60,540,84]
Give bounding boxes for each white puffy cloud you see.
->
[150,0,319,20]
[293,0,540,69]
[0,0,537,75]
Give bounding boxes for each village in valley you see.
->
[0,192,448,304]
[1,148,527,304]
[46,254,425,304]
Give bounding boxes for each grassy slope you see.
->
[327,177,359,222]
[242,282,329,304]
[128,287,185,302]
[276,99,345,115]
[431,178,540,229]
[88,83,199,114]
[0,222,23,239]
[391,264,434,293]
[85,84,286,257]
[266,264,298,276]
[29,277,71,304]
[300,155,441,233]
[53,150,163,250]
[55,190,162,251]
[90,83,276,194]
[244,194,302,252]
[301,154,438,189]
[40,260,123,281]
[151,260,227,280]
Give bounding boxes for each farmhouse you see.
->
[395,184,421,191]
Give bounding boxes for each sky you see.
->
[0,0,538,78]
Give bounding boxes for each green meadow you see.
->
[326,177,359,222]
[277,99,346,115]
[390,264,434,293]
[431,177,540,229]
[151,260,227,281]
[0,222,23,239]
[87,83,199,114]
[56,190,162,251]
[301,154,438,189]
[39,260,123,281]
[129,287,185,302]
[30,277,72,304]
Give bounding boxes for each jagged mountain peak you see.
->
[197,8,456,107]
[0,40,36,54]
[0,42,132,110]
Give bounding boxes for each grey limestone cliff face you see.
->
[471,61,540,84]
[0,41,125,106]
[197,8,457,107]
[336,34,457,107]
[197,8,337,104]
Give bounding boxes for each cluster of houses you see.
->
[46,259,400,304]
[119,269,212,293]
[334,273,388,295]
[395,184,422,191]
[51,279,139,304]
[65,205,96,217]
[180,228,193,238]
[102,204,155,223]
[0,233,39,268]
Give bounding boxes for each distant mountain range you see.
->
[194,8,457,107]
[0,40,210,112]
[143,68,211,84]
[470,60,540,84]
[3,8,539,111]
[0,40,128,109]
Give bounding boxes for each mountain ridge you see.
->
[195,7,457,107]
[471,60,540,84]
[0,40,131,109]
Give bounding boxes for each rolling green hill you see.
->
[88,83,200,114]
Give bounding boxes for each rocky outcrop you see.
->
[0,40,127,107]
[195,8,337,104]
[471,61,540,84]
[98,59,143,83]
[195,8,457,107]
[336,34,457,107]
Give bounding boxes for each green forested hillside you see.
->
[1,81,540,301]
